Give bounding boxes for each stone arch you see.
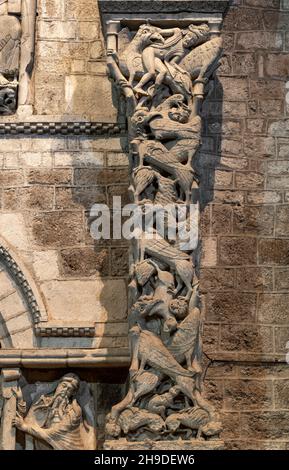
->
[0,238,48,349]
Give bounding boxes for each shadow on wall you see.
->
[200,0,289,450]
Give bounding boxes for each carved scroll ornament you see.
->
[104,20,224,444]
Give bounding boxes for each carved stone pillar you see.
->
[100,1,229,450]
[0,368,21,450]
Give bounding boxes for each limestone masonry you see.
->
[0,0,289,451]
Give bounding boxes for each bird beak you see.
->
[150,32,164,44]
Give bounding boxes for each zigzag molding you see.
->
[0,245,41,324]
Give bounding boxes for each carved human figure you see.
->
[0,0,21,85]
[13,374,96,450]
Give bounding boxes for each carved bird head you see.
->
[136,24,165,48]
[183,23,210,49]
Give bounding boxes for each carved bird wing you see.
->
[168,308,201,356]
[139,330,194,378]
[142,141,180,166]
[145,237,191,261]
[133,167,156,194]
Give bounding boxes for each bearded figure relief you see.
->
[13,374,96,450]
[104,18,224,447]
[0,0,36,115]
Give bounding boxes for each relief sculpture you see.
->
[105,20,224,445]
[12,373,96,450]
[0,0,36,115]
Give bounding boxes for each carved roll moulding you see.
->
[0,0,36,116]
[100,0,228,448]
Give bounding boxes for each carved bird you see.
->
[133,166,156,201]
[130,325,194,379]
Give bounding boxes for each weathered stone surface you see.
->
[265,53,289,79]
[235,172,265,189]
[65,0,100,19]
[244,137,275,159]
[247,191,282,205]
[258,294,289,325]
[236,32,283,51]
[223,8,263,31]
[208,190,245,205]
[218,77,249,100]
[64,75,117,121]
[3,187,54,211]
[55,186,107,210]
[111,248,129,277]
[41,279,127,322]
[206,292,257,323]
[250,79,285,99]
[203,324,220,353]
[233,206,275,236]
[260,99,284,117]
[211,205,232,234]
[200,268,235,291]
[27,169,72,185]
[232,53,256,75]
[0,213,30,251]
[275,327,289,354]
[220,325,273,353]
[267,175,289,189]
[104,439,224,450]
[74,168,129,186]
[239,412,289,439]
[59,247,109,277]
[38,0,64,18]
[274,381,289,409]
[0,0,289,452]
[275,206,289,236]
[32,250,59,282]
[31,211,84,247]
[275,267,289,291]
[201,237,218,267]
[259,239,289,265]
[224,380,273,410]
[235,267,273,291]
[0,170,24,187]
[219,237,257,265]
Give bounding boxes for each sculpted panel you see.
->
[0,0,36,115]
[13,373,96,450]
[105,20,224,445]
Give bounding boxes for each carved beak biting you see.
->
[150,32,165,44]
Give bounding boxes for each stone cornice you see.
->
[99,0,230,14]
[0,349,286,369]
[35,323,96,337]
[0,121,125,136]
[0,348,130,368]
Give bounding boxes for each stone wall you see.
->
[0,134,129,349]
[0,0,129,351]
[200,0,289,450]
[0,0,289,450]
[35,0,116,121]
